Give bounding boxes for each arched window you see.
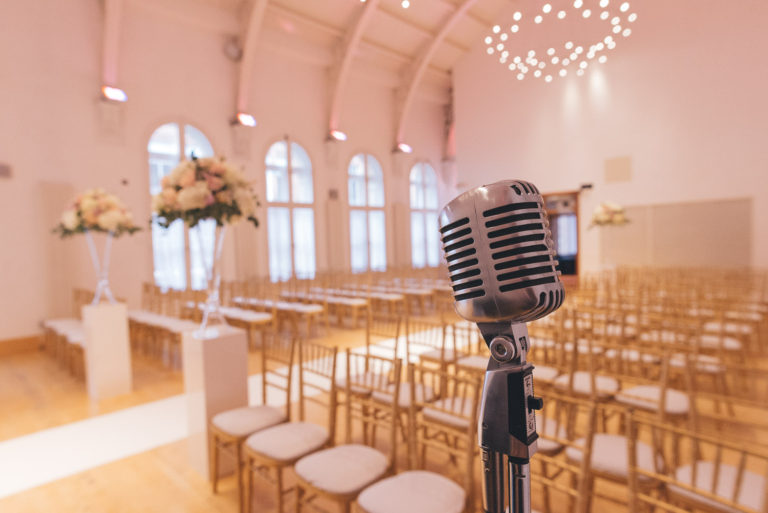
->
[348,153,386,273]
[409,162,440,268]
[148,123,215,290]
[265,137,316,281]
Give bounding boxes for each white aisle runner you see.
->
[0,328,472,498]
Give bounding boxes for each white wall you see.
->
[453,0,768,273]
[0,0,446,339]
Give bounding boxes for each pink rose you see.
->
[205,193,215,206]
[206,175,224,191]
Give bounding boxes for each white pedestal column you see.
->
[182,325,248,478]
[82,302,133,401]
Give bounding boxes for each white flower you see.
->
[152,194,165,213]
[234,187,256,217]
[61,209,79,230]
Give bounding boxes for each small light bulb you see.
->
[551,56,559,64]
[612,16,620,25]
[575,46,583,54]
[573,0,583,8]
[500,33,508,41]
[534,70,542,77]
[528,50,536,57]
[401,0,409,8]
[487,47,494,55]
[502,50,509,57]
[493,25,500,33]
[600,0,609,7]
[570,52,578,60]
[511,24,519,33]
[601,11,609,20]
[559,69,567,77]
[583,9,591,18]
[543,3,552,13]
[597,42,605,50]
[607,41,616,49]
[599,55,607,63]
[558,10,566,19]
[628,13,637,22]
[509,63,515,70]
[613,25,621,33]
[545,75,553,82]
[605,35,613,44]
[547,48,555,56]
[496,43,504,50]
[513,11,522,21]
[565,41,574,50]
[580,61,588,69]
[538,61,546,69]
[484,36,492,44]
[620,2,630,12]
[623,28,632,37]
[517,73,525,80]
[535,15,543,23]
[577,69,585,76]
[514,56,522,63]
[562,58,570,65]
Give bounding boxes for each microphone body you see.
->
[439,180,564,513]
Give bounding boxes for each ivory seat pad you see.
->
[357,470,465,513]
[245,422,328,462]
[704,321,752,336]
[563,341,603,354]
[615,385,690,415]
[669,461,766,512]
[697,334,743,351]
[419,348,459,362]
[669,353,724,373]
[457,355,488,371]
[554,372,619,398]
[604,348,660,364]
[536,417,566,454]
[294,444,388,495]
[534,365,560,384]
[212,405,286,437]
[422,398,474,429]
[566,434,656,480]
[373,382,435,409]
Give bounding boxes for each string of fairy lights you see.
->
[484,0,637,82]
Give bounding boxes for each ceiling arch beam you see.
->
[328,0,382,132]
[101,0,124,87]
[236,0,269,113]
[395,0,479,145]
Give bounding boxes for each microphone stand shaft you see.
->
[509,461,531,513]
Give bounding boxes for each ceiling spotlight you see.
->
[396,142,413,154]
[101,86,127,102]
[401,0,410,8]
[234,112,257,127]
[329,129,348,141]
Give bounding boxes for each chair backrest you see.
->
[261,335,296,421]
[627,412,768,513]
[298,341,338,441]
[533,393,598,513]
[407,362,480,508]
[404,316,451,364]
[365,310,402,359]
[345,350,402,473]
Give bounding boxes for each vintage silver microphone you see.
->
[438,180,565,513]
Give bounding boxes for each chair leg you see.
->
[245,456,254,513]
[294,485,303,513]
[276,467,284,513]
[210,435,219,493]
[236,442,244,513]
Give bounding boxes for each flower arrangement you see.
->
[53,188,140,238]
[590,201,629,227]
[152,156,259,228]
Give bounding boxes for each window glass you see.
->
[292,208,316,279]
[348,154,367,207]
[268,207,292,282]
[290,143,314,204]
[368,210,387,271]
[350,210,369,273]
[184,125,214,160]
[422,164,439,210]
[411,211,426,268]
[366,156,385,208]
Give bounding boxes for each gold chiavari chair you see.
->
[293,352,403,513]
[627,411,768,513]
[242,341,338,513]
[208,336,295,511]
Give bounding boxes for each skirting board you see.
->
[0,335,42,357]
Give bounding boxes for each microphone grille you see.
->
[439,216,486,302]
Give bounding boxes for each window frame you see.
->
[347,152,387,273]
[409,161,441,269]
[265,136,317,282]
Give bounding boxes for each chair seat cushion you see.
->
[669,353,724,373]
[536,418,566,454]
[697,334,743,351]
[245,422,328,462]
[566,434,656,480]
[419,348,459,363]
[670,461,766,512]
[422,398,474,429]
[457,355,488,371]
[212,405,286,437]
[534,365,560,384]
[704,321,752,336]
[604,349,660,364]
[615,386,690,415]
[554,372,619,398]
[357,470,465,513]
[294,444,388,495]
[373,382,435,409]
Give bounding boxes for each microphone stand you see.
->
[477,322,543,513]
